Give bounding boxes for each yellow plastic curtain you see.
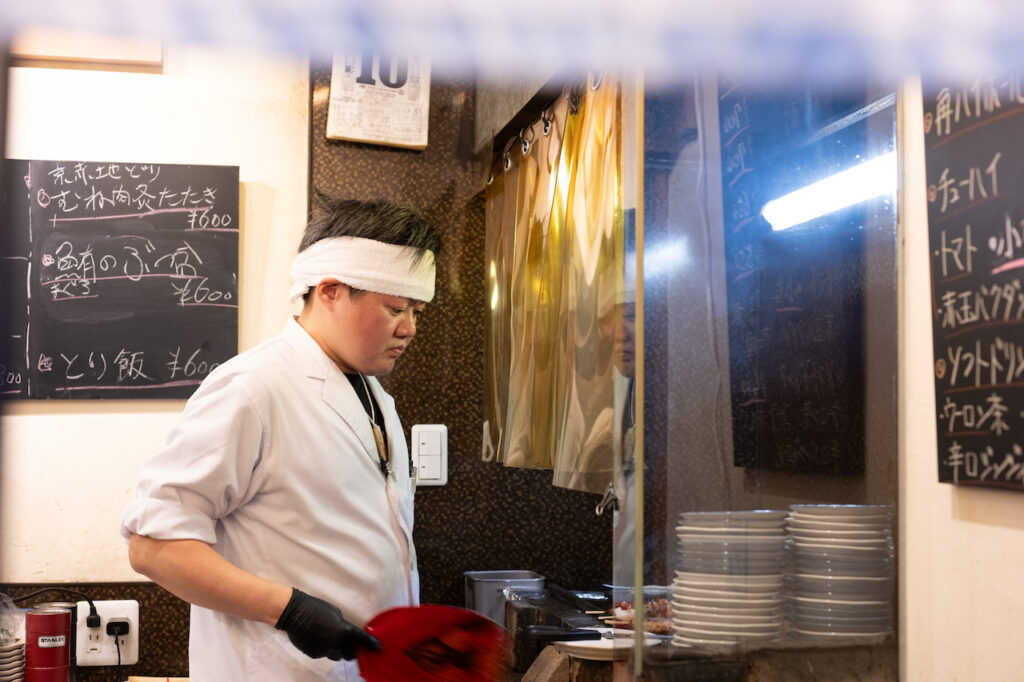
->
[483,75,623,494]
[551,76,623,493]
[482,147,519,463]
[504,95,569,468]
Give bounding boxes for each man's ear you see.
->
[314,279,346,306]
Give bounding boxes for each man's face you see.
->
[613,301,635,378]
[317,283,426,376]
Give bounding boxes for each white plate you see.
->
[0,661,21,674]
[675,522,786,532]
[790,578,892,589]
[790,626,892,638]
[675,626,779,640]
[791,557,893,569]
[673,605,782,619]
[675,576,781,589]
[789,513,892,527]
[0,672,23,682]
[792,610,892,621]
[673,635,738,647]
[790,522,888,532]
[675,581,778,598]
[789,504,893,516]
[792,615,893,628]
[552,629,658,661]
[672,609,780,624]
[674,580,781,595]
[0,652,20,664]
[789,595,891,607]
[789,533,892,545]
[673,617,781,631]
[790,572,893,582]
[679,556,786,567]
[790,589,892,603]
[673,600,782,615]
[788,580,894,592]
[682,510,789,521]
[681,552,786,562]
[672,594,781,608]
[677,611,783,623]
[793,611,892,622]
[792,539,892,553]
[788,515,891,529]
[675,578,780,592]
[679,561,785,573]
[789,528,890,540]
[791,604,893,618]
[789,580,893,595]
[674,571,783,584]
[678,534,788,544]
[0,644,20,654]
[791,549,893,560]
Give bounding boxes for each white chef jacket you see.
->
[121,318,419,682]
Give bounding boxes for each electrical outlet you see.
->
[75,599,139,666]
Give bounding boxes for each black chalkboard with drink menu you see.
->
[923,75,1024,490]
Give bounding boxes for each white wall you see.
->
[898,78,1024,680]
[0,44,310,582]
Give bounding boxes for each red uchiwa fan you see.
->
[357,604,511,682]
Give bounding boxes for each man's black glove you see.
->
[275,587,381,661]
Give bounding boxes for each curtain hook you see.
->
[566,79,585,115]
[595,482,619,516]
[520,126,533,156]
[541,107,553,136]
[501,135,519,171]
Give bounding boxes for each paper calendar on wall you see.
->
[326,52,430,150]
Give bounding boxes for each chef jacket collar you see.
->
[281,317,383,469]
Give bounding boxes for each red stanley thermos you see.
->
[25,607,71,682]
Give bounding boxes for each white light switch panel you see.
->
[411,424,447,486]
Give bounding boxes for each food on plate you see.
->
[609,598,673,635]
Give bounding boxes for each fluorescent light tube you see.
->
[761,151,896,231]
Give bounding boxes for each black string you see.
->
[10,587,99,623]
[344,372,389,477]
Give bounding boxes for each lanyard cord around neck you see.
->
[349,372,389,478]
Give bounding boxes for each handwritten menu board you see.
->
[718,79,871,476]
[1,159,239,399]
[923,76,1024,490]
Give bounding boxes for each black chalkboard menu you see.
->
[718,79,882,475]
[923,76,1024,490]
[1,159,239,399]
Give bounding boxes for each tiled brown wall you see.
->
[308,64,612,606]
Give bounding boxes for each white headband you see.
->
[288,236,436,303]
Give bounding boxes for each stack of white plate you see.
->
[785,504,895,644]
[671,510,788,649]
[0,640,24,682]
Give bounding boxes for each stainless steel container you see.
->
[464,570,545,625]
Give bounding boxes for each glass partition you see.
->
[622,74,899,677]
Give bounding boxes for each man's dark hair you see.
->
[300,192,442,264]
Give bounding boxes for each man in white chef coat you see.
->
[121,196,441,681]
